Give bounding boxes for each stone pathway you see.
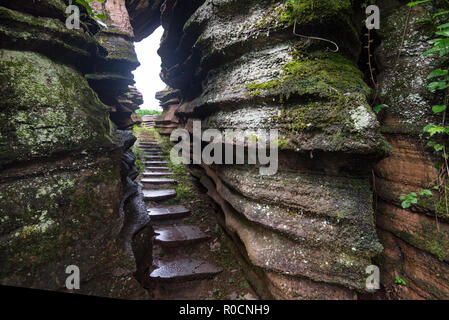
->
[138,117,223,300]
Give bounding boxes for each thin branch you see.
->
[367,29,378,89]
[396,6,412,63]
[293,20,339,53]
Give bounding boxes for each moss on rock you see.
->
[246,51,370,100]
[0,154,124,289]
[0,49,114,164]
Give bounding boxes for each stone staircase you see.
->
[141,115,157,129]
[138,119,222,299]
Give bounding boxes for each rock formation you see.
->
[155,87,181,135]
[1,0,449,300]
[373,0,449,299]
[88,0,142,130]
[0,0,150,298]
[149,0,390,299]
[143,0,449,299]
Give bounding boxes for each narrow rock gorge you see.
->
[0,0,448,300]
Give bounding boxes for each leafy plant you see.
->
[399,189,433,209]
[69,0,106,20]
[395,276,407,286]
[397,2,449,219]
[373,104,389,114]
[132,145,145,173]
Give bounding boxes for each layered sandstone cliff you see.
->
[138,0,449,299]
[155,87,181,135]
[373,1,449,299]
[0,0,149,298]
[148,0,390,299]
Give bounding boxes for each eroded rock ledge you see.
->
[148,0,389,299]
[0,0,150,298]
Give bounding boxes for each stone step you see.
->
[140,146,160,150]
[154,226,210,247]
[140,143,158,146]
[148,259,223,283]
[145,161,169,166]
[144,155,165,160]
[143,171,173,177]
[147,205,190,221]
[141,149,162,152]
[144,154,166,158]
[143,189,177,202]
[139,142,159,146]
[141,178,178,185]
[145,166,171,171]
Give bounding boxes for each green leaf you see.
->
[373,104,389,114]
[395,276,407,286]
[436,30,449,37]
[423,124,446,136]
[434,10,449,18]
[420,189,433,196]
[423,47,439,56]
[432,105,447,113]
[437,22,449,29]
[401,201,411,209]
[407,0,430,6]
[427,69,448,79]
[416,17,432,23]
[427,81,448,91]
[425,38,449,57]
[427,141,444,151]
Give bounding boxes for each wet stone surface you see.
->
[148,205,190,221]
[143,189,177,202]
[149,258,223,283]
[154,225,210,247]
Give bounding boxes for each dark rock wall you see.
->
[0,0,149,298]
[126,0,164,42]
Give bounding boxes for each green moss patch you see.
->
[0,49,114,164]
[246,51,370,101]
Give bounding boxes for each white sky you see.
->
[132,26,165,111]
